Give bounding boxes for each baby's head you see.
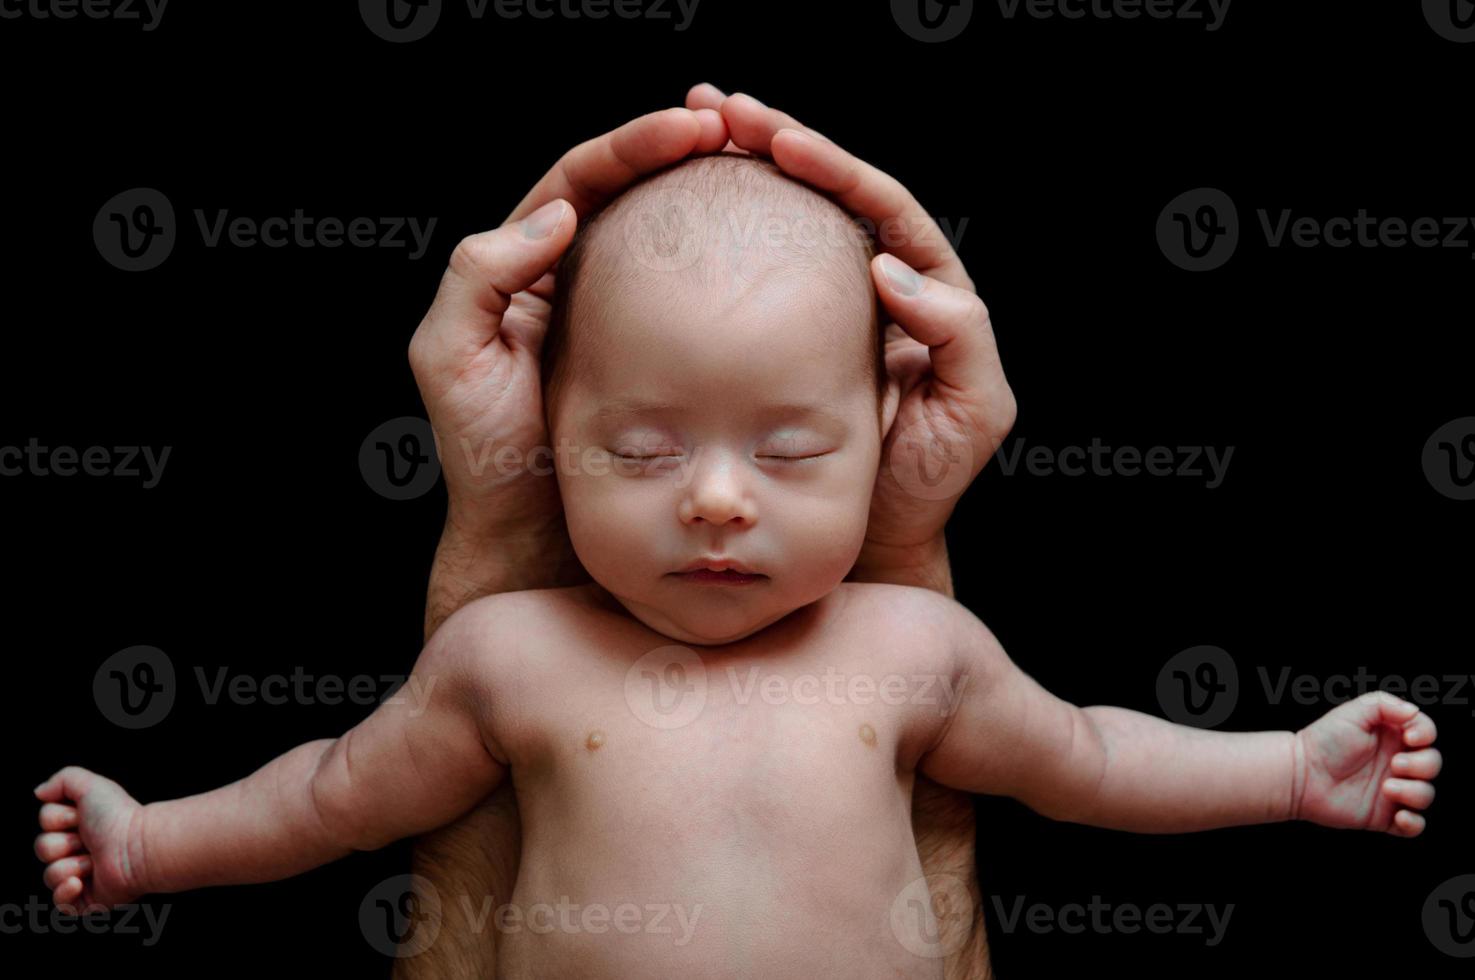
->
[543,153,899,645]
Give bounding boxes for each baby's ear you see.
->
[879,375,902,440]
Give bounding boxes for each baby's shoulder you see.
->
[825,582,972,667]
[439,584,612,651]
[829,580,968,633]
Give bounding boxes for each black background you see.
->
[2,1,1470,976]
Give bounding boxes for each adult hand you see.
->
[407,106,730,631]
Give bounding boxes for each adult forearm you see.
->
[133,739,346,895]
[848,534,954,598]
[1053,706,1299,833]
[425,512,583,639]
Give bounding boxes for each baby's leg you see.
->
[912,775,992,980]
[393,782,522,979]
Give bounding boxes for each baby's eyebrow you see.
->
[593,398,849,427]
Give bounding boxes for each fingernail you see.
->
[880,254,920,296]
[33,782,45,794]
[737,91,766,108]
[521,200,566,240]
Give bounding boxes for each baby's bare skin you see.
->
[485,581,962,978]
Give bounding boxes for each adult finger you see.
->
[872,254,1015,441]
[718,91,832,148]
[409,200,576,378]
[716,93,970,291]
[686,82,743,154]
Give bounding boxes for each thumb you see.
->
[410,199,575,378]
[1335,691,1420,732]
[34,766,101,805]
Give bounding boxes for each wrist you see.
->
[125,802,157,897]
[1287,730,1308,823]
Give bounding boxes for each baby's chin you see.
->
[602,585,807,647]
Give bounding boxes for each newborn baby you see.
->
[34,155,1441,979]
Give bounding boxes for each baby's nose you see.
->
[678,453,757,526]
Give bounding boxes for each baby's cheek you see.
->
[783,493,869,580]
[563,475,666,572]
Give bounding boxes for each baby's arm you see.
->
[920,600,1440,836]
[33,597,511,912]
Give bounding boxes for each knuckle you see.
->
[449,233,497,281]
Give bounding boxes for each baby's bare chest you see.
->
[494,604,958,840]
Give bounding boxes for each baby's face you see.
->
[550,222,896,646]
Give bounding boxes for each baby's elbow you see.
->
[308,733,385,853]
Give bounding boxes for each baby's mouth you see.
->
[672,568,767,586]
